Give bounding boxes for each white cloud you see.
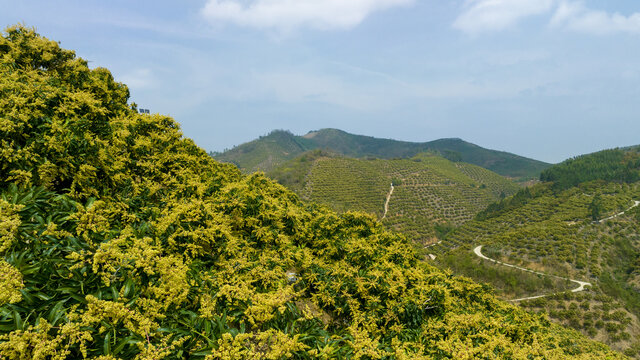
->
[453,0,555,33]
[200,0,413,31]
[549,1,581,26]
[551,1,640,35]
[453,0,640,36]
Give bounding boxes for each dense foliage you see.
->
[540,149,640,191]
[215,129,550,180]
[0,25,623,359]
[475,185,550,221]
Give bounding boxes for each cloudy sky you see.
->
[3,0,640,163]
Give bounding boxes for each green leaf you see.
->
[104,331,112,355]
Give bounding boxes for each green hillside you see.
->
[215,128,551,180]
[0,25,621,359]
[540,148,640,191]
[270,152,520,244]
[212,130,314,172]
[430,149,640,356]
[439,181,640,356]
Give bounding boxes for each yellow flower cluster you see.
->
[207,330,306,360]
[0,260,23,305]
[0,199,22,254]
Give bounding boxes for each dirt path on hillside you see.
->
[598,200,640,223]
[473,245,591,302]
[471,200,639,301]
[425,240,442,248]
[382,183,394,219]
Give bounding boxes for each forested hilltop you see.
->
[214,129,550,180]
[540,149,640,191]
[0,25,623,359]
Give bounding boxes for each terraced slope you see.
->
[215,128,551,180]
[271,152,520,244]
[437,180,640,356]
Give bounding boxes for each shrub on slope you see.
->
[0,26,623,359]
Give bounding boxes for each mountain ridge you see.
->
[214,128,551,180]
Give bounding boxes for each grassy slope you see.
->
[215,128,551,180]
[270,152,520,244]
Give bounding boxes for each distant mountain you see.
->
[212,130,314,173]
[268,150,520,244]
[214,128,551,180]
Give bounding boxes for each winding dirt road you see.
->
[473,245,591,302]
[599,200,640,223]
[472,200,639,301]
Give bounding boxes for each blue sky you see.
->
[3,0,640,163]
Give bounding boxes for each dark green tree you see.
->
[589,194,603,221]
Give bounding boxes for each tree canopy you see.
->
[540,149,640,191]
